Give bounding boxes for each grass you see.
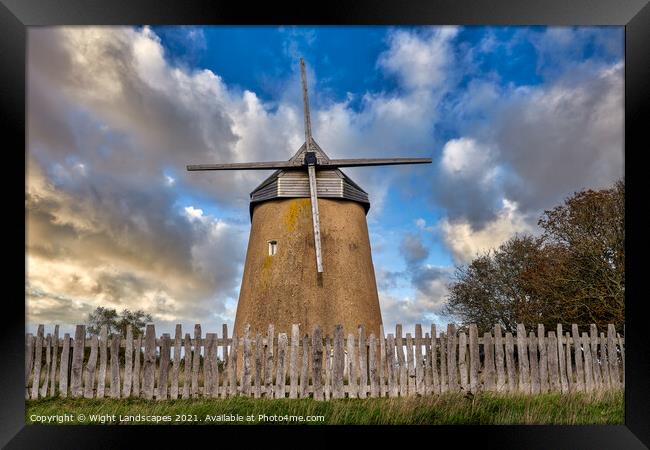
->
[25,391,623,425]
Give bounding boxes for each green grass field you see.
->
[26,391,623,425]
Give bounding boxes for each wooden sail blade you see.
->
[307,164,324,273]
[300,58,313,147]
[325,157,432,167]
[186,161,300,171]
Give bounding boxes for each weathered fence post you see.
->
[222,324,229,395]
[243,325,252,397]
[143,324,156,400]
[468,324,479,393]
[581,332,594,392]
[386,334,397,398]
[325,335,332,399]
[607,324,620,388]
[71,325,85,398]
[208,333,220,398]
[158,333,170,400]
[504,332,516,393]
[40,334,51,398]
[254,333,263,398]
[265,324,275,398]
[424,332,433,396]
[565,332,573,392]
[171,324,182,400]
[205,333,218,398]
[312,326,324,400]
[369,333,379,398]
[25,333,34,399]
[439,332,447,393]
[395,324,406,397]
[447,324,458,393]
[537,325,548,393]
[274,333,288,398]
[289,324,299,399]
[347,332,358,398]
[415,324,424,396]
[557,324,568,393]
[31,326,44,399]
[528,331,539,394]
[516,323,530,394]
[494,325,506,393]
[458,330,469,392]
[49,325,59,397]
[133,336,141,398]
[300,334,310,398]
[332,325,345,399]
[204,333,213,397]
[192,324,202,398]
[83,335,98,398]
[572,324,585,392]
[122,325,133,398]
[96,325,108,399]
[59,333,70,398]
[109,333,121,398]
[599,332,611,390]
[222,324,229,373]
[547,331,560,392]
[590,324,602,390]
[618,332,625,389]
[358,325,368,399]
[182,333,192,399]
[483,331,496,391]
[431,325,440,394]
[405,333,415,396]
[229,334,239,396]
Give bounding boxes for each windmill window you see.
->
[268,240,278,256]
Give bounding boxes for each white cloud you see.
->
[378,26,459,91]
[440,137,494,178]
[439,198,533,263]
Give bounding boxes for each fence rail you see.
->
[25,323,624,400]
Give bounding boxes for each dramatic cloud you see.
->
[431,28,624,257]
[494,62,624,213]
[439,199,533,263]
[26,27,259,332]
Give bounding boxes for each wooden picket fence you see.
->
[25,322,624,400]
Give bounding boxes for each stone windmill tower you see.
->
[188,59,431,339]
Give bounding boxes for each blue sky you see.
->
[26,26,624,337]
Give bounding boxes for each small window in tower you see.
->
[268,240,278,256]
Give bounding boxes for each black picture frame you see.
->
[3,0,648,447]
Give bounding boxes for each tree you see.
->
[87,307,152,338]
[87,306,119,336]
[443,234,555,333]
[536,180,624,330]
[444,180,624,334]
[116,309,153,338]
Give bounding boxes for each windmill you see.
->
[187,58,431,338]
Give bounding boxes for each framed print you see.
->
[3,0,649,447]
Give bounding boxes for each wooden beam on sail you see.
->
[187,161,300,171]
[327,158,432,167]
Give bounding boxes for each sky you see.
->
[26,25,624,337]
